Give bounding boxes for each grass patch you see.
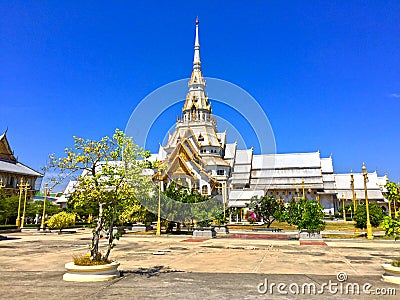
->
[391,259,400,267]
[270,222,298,230]
[73,253,111,266]
[322,234,359,239]
[227,221,384,232]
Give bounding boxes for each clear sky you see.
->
[1,1,400,186]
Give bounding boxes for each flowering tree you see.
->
[246,210,259,224]
[44,129,152,261]
[47,211,76,233]
[247,195,286,228]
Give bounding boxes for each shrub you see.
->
[47,212,76,232]
[392,259,400,267]
[354,203,385,229]
[0,225,18,230]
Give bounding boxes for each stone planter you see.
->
[63,261,120,282]
[212,225,229,235]
[381,263,400,284]
[192,227,216,238]
[299,229,322,240]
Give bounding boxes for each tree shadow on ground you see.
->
[120,265,183,278]
[0,235,21,241]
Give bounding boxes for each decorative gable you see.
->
[0,133,16,162]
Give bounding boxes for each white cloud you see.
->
[389,93,400,98]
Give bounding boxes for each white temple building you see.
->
[148,19,389,221]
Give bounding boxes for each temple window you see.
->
[202,185,208,195]
[217,170,224,176]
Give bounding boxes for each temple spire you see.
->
[193,17,201,70]
[181,18,211,119]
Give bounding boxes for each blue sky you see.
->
[1,1,400,185]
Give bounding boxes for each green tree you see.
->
[26,200,60,219]
[0,195,19,225]
[354,203,385,229]
[285,199,326,232]
[44,129,152,261]
[47,211,76,232]
[66,193,98,222]
[247,196,286,228]
[161,181,223,227]
[385,182,400,217]
[118,202,155,225]
[381,216,400,240]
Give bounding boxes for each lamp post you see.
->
[222,181,226,220]
[351,173,360,234]
[40,183,48,231]
[156,172,162,236]
[294,178,312,200]
[16,178,24,227]
[215,181,231,222]
[20,181,30,228]
[350,171,357,214]
[362,164,373,240]
[342,194,347,222]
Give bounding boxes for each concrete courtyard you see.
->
[0,229,399,299]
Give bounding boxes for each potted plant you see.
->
[381,216,400,284]
[45,129,152,282]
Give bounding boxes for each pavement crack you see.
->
[253,249,269,273]
[331,246,359,275]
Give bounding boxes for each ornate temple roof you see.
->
[0,131,43,177]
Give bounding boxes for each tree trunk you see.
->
[104,206,116,261]
[91,203,103,260]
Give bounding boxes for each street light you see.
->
[20,181,30,228]
[341,194,347,222]
[16,178,24,227]
[350,171,357,214]
[350,171,359,234]
[40,183,48,231]
[362,163,373,240]
[156,172,162,236]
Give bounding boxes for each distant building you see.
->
[54,180,77,209]
[0,131,43,198]
[335,172,388,212]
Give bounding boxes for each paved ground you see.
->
[0,229,399,299]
